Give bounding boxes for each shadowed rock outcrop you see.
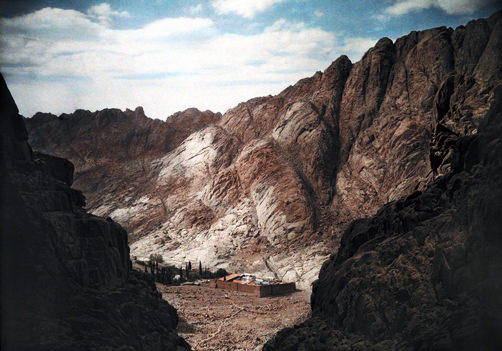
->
[25,12,502,289]
[263,70,502,351]
[0,75,189,350]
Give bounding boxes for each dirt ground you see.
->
[157,281,311,351]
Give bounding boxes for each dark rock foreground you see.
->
[0,75,189,350]
[264,79,502,350]
[2,9,501,350]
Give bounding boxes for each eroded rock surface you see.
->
[0,75,189,351]
[26,12,502,289]
[263,84,502,350]
[25,106,221,239]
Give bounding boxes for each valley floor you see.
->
[157,282,310,350]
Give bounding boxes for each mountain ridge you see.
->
[25,11,502,289]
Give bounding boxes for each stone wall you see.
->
[212,280,296,297]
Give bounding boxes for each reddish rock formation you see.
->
[25,12,502,290]
[0,75,189,350]
[26,106,221,229]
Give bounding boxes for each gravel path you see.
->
[157,282,311,350]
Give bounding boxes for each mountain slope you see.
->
[264,85,502,351]
[25,107,221,240]
[26,11,502,289]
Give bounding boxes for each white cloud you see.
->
[87,2,130,25]
[211,0,284,18]
[119,17,214,40]
[189,4,204,15]
[335,37,378,58]
[0,7,102,34]
[382,0,494,17]
[385,0,433,16]
[314,10,324,17]
[0,5,375,120]
[435,0,493,14]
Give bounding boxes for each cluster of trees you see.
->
[143,253,176,284]
[139,253,228,285]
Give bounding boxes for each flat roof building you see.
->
[211,274,296,297]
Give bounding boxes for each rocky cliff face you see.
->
[0,75,188,350]
[25,106,221,240]
[264,85,502,350]
[25,12,502,289]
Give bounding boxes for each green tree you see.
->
[149,253,164,265]
[216,268,228,278]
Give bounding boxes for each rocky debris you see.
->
[157,282,310,351]
[26,12,502,290]
[263,87,502,349]
[0,74,188,350]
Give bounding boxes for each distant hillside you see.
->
[26,107,221,240]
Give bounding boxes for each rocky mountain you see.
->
[25,107,221,239]
[264,84,502,351]
[0,75,189,350]
[25,11,502,290]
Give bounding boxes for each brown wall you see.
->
[212,280,296,297]
[270,283,296,296]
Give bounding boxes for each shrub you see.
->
[215,268,228,278]
[149,253,164,265]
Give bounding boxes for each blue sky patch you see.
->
[0,0,500,119]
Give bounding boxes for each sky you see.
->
[0,0,500,119]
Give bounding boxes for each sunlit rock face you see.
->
[26,11,502,290]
